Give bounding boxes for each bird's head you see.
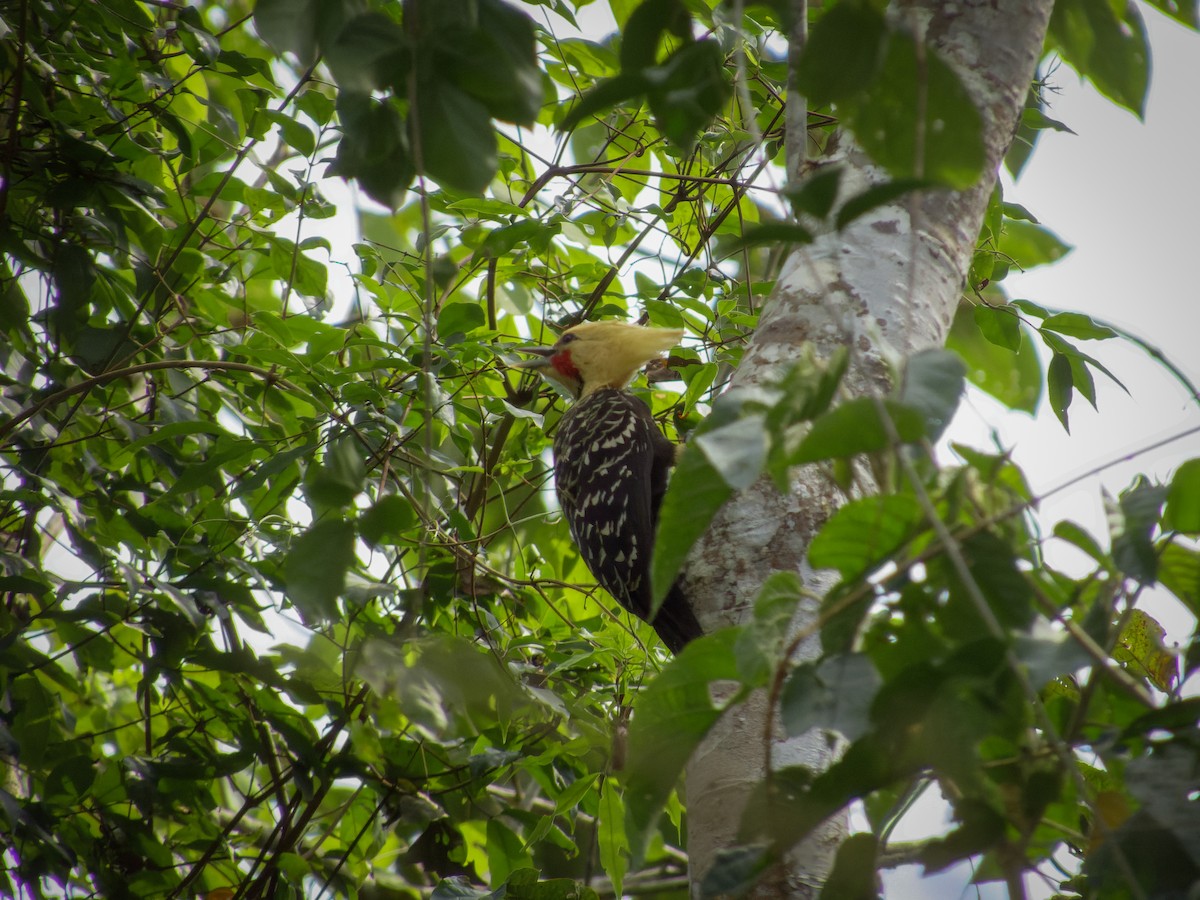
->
[512,321,684,399]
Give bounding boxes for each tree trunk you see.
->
[685,0,1055,894]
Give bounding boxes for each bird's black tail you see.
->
[651,582,704,654]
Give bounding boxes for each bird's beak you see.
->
[508,346,555,369]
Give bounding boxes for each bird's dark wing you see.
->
[553,390,702,652]
[553,390,660,620]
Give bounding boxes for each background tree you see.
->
[1,1,1197,899]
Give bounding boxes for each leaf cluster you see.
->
[0,1,1195,899]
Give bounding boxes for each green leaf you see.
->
[835,178,933,230]
[651,443,734,612]
[560,72,650,132]
[644,40,732,153]
[1053,520,1108,565]
[896,349,965,442]
[917,801,1006,874]
[254,0,350,64]
[785,167,842,220]
[360,494,418,546]
[330,93,414,207]
[948,300,1042,413]
[849,32,985,188]
[415,80,498,194]
[451,0,544,125]
[999,219,1072,271]
[809,495,925,580]
[625,628,742,865]
[1165,459,1200,534]
[694,415,768,490]
[1109,477,1167,585]
[324,12,410,94]
[437,302,486,340]
[284,519,356,622]
[598,779,628,899]
[821,833,881,899]
[1012,632,1094,689]
[973,304,1022,351]
[359,635,528,739]
[699,843,773,898]
[620,0,690,72]
[795,3,887,106]
[1041,312,1117,341]
[938,530,1035,635]
[305,438,366,510]
[725,222,814,253]
[1047,351,1073,431]
[486,818,530,885]
[781,654,881,742]
[1049,0,1150,118]
[1112,609,1177,692]
[791,399,927,465]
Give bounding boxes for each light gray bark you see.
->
[686,0,1055,895]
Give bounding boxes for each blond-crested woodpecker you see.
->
[515,321,702,653]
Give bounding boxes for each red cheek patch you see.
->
[552,351,580,379]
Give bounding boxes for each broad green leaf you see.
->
[949,301,1043,412]
[1165,459,1200,533]
[324,12,410,94]
[733,572,804,686]
[699,843,773,898]
[360,494,419,546]
[305,438,366,510]
[973,304,1022,351]
[644,40,732,152]
[999,219,1072,270]
[791,398,927,464]
[415,80,498,194]
[938,530,1035,635]
[694,414,768,490]
[809,495,925,580]
[451,0,544,125]
[1053,520,1108,565]
[1012,632,1094,689]
[821,833,882,899]
[785,166,842,220]
[330,93,415,207]
[781,654,881,742]
[724,222,814,252]
[1112,609,1177,692]
[437,301,486,340]
[620,0,690,72]
[560,72,650,132]
[598,779,628,899]
[284,519,356,622]
[835,178,933,230]
[651,442,734,612]
[849,33,985,188]
[917,801,1006,874]
[625,628,742,865]
[1049,0,1150,118]
[794,3,887,106]
[1047,352,1074,431]
[1108,477,1167,585]
[254,0,350,64]
[896,349,966,442]
[1041,312,1117,341]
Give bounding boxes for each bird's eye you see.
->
[559,332,578,345]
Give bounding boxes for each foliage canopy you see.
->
[1,0,1198,898]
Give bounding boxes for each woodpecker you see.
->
[514,321,702,653]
